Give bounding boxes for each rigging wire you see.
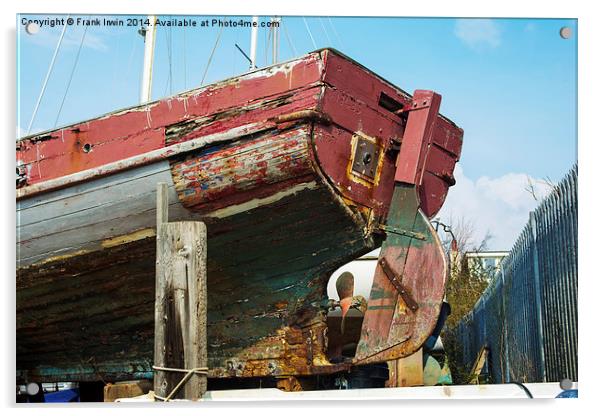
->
[54,22,89,128]
[183,27,187,89]
[163,25,173,96]
[109,22,124,107]
[232,28,238,76]
[318,18,333,46]
[327,17,345,50]
[124,29,139,103]
[27,15,70,135]
[282,19,298,57]
[234,43,252,67]
[169,26,173,95]
[302,17,317,50]
[200,19,225,86]
[264,20,272,67]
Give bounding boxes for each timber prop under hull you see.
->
[16,49,463,383]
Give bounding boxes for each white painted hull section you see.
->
[17,161,194,268]
[17,158,324,269]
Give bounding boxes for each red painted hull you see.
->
[17,49,462,220]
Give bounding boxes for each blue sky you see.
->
[16,15,577,249]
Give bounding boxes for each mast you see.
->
[270,16,281,64]
[140,15,157,103]
[249,16,258,70]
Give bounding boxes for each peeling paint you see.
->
[101,228,156,248]
[206,181,319,219]
[16,49,462,383]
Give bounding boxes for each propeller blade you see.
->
[336,271,354,300]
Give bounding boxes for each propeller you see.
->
[335,272,367,333]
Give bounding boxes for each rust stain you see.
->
[276,376,303,392]
[345,131,385,188]
[207,319,335,378]
[274,301,288,309]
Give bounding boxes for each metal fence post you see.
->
[500,263,510,383]
[529,211,547,382]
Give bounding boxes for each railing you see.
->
[447,165,577,383]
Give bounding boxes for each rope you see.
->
[200,20,224,86]
[302,17,317,50]
[153,365,209,374]
[54,22,88,127]
[27,15,70,134]
[152,365,209,401]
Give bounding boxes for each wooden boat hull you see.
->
[16,49,463,383]
[18,124,376,381]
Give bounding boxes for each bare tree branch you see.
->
[525,175,538,202]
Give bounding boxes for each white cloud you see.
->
[326,166,553,300]
[454,19,501,50]
[437,165,553,250]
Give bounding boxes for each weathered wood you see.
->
[156,182,168,226]
[469,345,489,384]
[16,49,463,384]
[103,380,152,402]
[154,183,167,397]
[17,126,314,269]
[154,184,207,400]
[17,180,365,383]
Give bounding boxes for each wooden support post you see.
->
[156,182,168,227]
[154,183,208,400]
[468,345,489,385]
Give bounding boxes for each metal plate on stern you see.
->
[351,135,380,180]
